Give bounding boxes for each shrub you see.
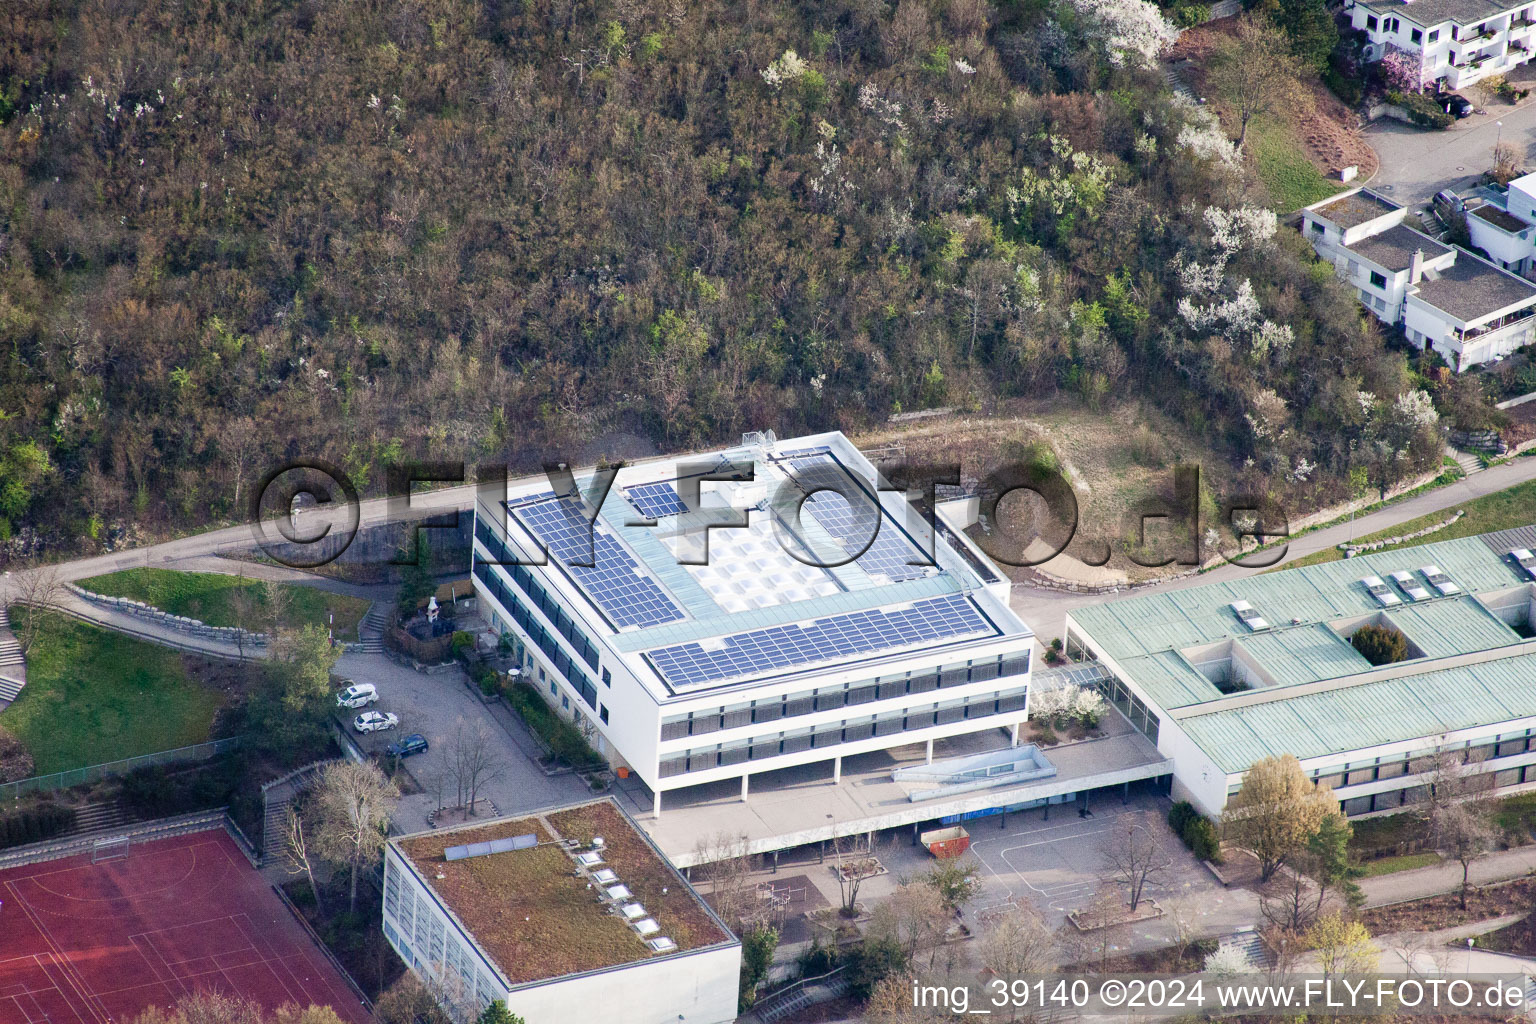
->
[450,630,474,655]
[842,936,907,999]
[1168,800,1222,862]
[477,670,499,696]
[1386,90,1454,129]
[503,682,600,767]
[1168,800,1198,835]
[1351,623,1408,665]
[0,802,77,849]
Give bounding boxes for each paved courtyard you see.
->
[332,651,591,832]
[1365,94,1536,209]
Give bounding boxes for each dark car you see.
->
[386,733,429,759]
[1443,94,1474,118]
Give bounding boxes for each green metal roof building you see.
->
[1063,530,1536,818]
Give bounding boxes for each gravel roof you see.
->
[1413,249,1536,322]
[1313,190,1401,229]
[1471,203,1530,233]
[1344,224,1451,272]
[1360,0,1524,27]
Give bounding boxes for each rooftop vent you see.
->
[620,903,647,921]
[1388,570,1431,601]
[1419,565,1460,596]
[575,850,604,869]
[1511,548,1536,581]
[1360,575,1402,607]
[1229,600,1271,631]
[591,836,605,849]
[646,937,677,953]
[605,884,632,902]
[634,918,661,936]
[592,868,619,885]
[443,834,538,862]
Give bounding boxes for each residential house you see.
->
[1301,187,1536,369]
[1347,0,1536,90]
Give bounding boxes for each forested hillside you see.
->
[0,0,1450,556]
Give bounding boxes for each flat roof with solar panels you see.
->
[1065,528,1536,820]
[382,799,739,1022]
[472,431,1035,809]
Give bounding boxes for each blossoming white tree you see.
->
[1068,0,1177,70]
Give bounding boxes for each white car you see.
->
[353,710,399,734]
[336,682,378,708]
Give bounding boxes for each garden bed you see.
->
[1361,877,1536,935]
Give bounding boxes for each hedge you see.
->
[1168,800,1223,863]
[0,802,77,849]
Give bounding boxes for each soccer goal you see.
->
[91,835,131,863]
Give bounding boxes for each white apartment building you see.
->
[1064,531,1536,820]
[1302,187,1536,369]
[1347,0,1536,90]
[471,430,1035,816]
[382,799,740,1024]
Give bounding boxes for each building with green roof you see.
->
[1063,530,1536,818]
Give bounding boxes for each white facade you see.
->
[382,820,741,1024]
[1348,0,1536,89]
[470,431,1035,813]
[1302,188,1536,370]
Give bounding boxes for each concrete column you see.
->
[1011,721,1021,747]
[833,756,842,784]
[653,789,663,818]
[925,739,934,764]
[742,773,750,801]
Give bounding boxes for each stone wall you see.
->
[66,583,269,648]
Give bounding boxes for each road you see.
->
[1009,454,1536,641]
[1365,93,1536,209]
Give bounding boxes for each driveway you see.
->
[1365,95,1536,209]
[333,651,590,832]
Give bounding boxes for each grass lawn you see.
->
[1,610,225,775]
[1249,118,1343,213]
[1355,852,1442,877]
[79,568,370,639]
[1280,477,1536,570]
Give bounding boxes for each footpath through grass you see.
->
[80,568,370,639]
[1280,477,1536,570]
[1249,117,1343,212]
[0,610,225,775]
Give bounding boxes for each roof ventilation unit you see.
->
[1360,576,1402,607]
[1419,565,1460,596]
[1229,600,1270,631]
[1388,570,1431,601]
[1510,548,1536,581]
[443,834,538,862]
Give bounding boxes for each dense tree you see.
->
[0,0,1447,569]
[129,993,346,1024]
[1223,754,1338,882]
[1351,624,1408,665]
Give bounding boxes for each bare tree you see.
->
[313,761,399,913]
[691,832,760,930]
[1433,801,1496,909]
[868,879,950,970]
[280,805,324,912]
[445,717,507,813]
[10,564,63,656]
[216,416,262,515]
[829,830,881,918]
[373,973,452,1024]
[1099,812,1170,912]
[978,904,1058,1007]
[228,573,256,659]
[0,725,34,783]
[1203,15,1304,152]
[1061,884,1127,972]
[260,578,292,634]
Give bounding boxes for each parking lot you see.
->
[332,650,591,832]
[1366,94,1536,209]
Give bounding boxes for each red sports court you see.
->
[0,828,369,1024]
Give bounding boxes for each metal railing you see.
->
[0,737,242,802]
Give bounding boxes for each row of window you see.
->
[657,687,1029,777]
[384,857,499,1013]
[658,652,1031,740]
[475,520,601,670]
[1311,730,1536,790]
[475,560,599,711]
[1341,763,1536,816]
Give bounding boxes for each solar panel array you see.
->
[444,833,538,861]
[779,452,932,582]
[624,481,690,520]
[514,496,686,630]
[644,592,995,688]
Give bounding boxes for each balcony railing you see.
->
[1456,308,1536,342]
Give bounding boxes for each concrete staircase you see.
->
[1218,927,1270,969]
[0,606,25,705]
[68,800,136,839]
[1163,60,1195,99]
[355,601,389,654]
[1446,445,1485,477]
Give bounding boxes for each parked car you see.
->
[1442,93,1474,118]
[1432,189,1465,223]
[353,710,400,733]
[336,682,378,708]
[386,733,429,759]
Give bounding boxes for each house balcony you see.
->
[1456,308,1536,343]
